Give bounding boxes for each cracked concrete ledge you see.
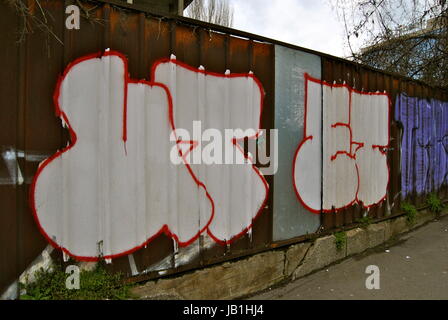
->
[131,209,447,300]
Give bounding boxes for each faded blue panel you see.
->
[395,94,448,198]
[273,45,321,241]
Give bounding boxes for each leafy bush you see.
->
[20,262,131,300]
[426,193,445,214]
[401,202,418,225]
[334,231,346,251]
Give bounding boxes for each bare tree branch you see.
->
[332,0,448,88]
[185,0,233,28]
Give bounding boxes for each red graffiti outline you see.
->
[293,73,391,214]
[151,58,269,245]
[30,51,216,262]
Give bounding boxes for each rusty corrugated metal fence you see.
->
[1,0,447,295]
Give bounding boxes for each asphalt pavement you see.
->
[249,215,448,300]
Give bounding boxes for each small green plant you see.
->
[426,193,445,214]
[401,201,418,225]
[357,215,373,229]
[20,262,131,300]
[334,231,346,251]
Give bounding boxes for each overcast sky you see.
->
[229,0,349,58]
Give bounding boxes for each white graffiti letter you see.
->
[32,52,212,260]
[153,58,268,244]
[293,74,389,213]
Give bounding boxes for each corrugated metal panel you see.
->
[273,45,320,241]
[0,3,20,294]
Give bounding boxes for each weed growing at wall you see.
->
[20,262,131,300]
[401,202,418,225]
[357,216,373,229]
[334,231,346,251]
[426,193,445,214]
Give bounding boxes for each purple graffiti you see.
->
[395,94,448,198]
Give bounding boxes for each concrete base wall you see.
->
[131,209,447,300]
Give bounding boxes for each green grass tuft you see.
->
[20,262,131,300]
[426,193,445,214]
[401,201,418,225]
[357,215,373,229]
[334,231,346,251]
